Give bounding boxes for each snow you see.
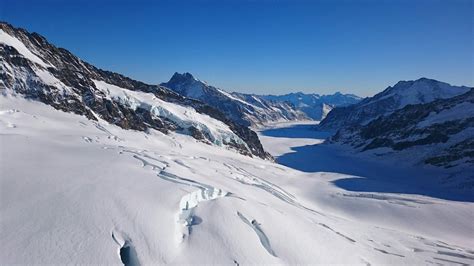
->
[163,73,308,127]
[218,88,262,110]
[257,121,326,155]
[251,95,265,106]
[0,29,53,68]
[181,82,206,99]
[33,67,74,94]
[1,96,473,264]
[370,79,470,109]
[321,103,333,119]
[417,102,474,128]
[93,79,248,148]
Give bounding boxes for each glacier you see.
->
[1,95,473,264]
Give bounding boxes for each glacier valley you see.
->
[1,96,473,265]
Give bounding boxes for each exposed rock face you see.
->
[0,22,272,160]
[319,78,471,130]
[161,72,308,127]
[331,88,474,168]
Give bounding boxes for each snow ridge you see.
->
[1,22,270,159]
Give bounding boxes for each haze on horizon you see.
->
[1,0,472,97]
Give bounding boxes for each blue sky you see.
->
[1,0,472,96]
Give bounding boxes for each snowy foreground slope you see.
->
[1,96,474,265]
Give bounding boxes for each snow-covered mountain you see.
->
[2,21,474,265]
[161,72,308,127]
[319,78,472,130]
[2,87,474,265]
[261,91,362,120]
[0,22,271,159]
[330,88,474,174]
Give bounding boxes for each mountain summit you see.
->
[162,72,308,127]
[319,77,471,130]
[0,22,271,159]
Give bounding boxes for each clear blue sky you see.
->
[1,0,472,96]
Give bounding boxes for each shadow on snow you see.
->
[260,124,333,139]
[261,125,474,202]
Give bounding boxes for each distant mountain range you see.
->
[161,72,308,127]
[261,91,361,120]
[162,72,361,126]
[2,21,472,171]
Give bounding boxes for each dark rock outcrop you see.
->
[0,21,272,160]
[331,89,474,168]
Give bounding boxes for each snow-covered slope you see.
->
[2,21,473,265]
[0,22,270,159]
[331,88,474,175]
[262,91,362,120]
[2,95,474,265]
[161,72,308,127]
[319,78,472,130]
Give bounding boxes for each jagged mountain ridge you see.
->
[261,91,362,120]
[319,78,471,130]
[331,88,474,171]
[161,72,308,127]
[0,22,271,159]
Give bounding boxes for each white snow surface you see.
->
[93,79,247,148]
[1,96,473,265]
[371,79,470,109]
[33,67,75,95]
[417,102,474,128]
[0,29,53,68]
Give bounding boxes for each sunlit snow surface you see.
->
[1,96,473,265]
[0,29,54,68]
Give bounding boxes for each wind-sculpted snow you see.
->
[1,96,474,265]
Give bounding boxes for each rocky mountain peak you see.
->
[1,22,272,160]
[380,77,470,105]
[319,77,472,130]
[162,72,308,127]
[167,72,201,87]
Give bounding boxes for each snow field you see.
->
[1,95,473,265]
